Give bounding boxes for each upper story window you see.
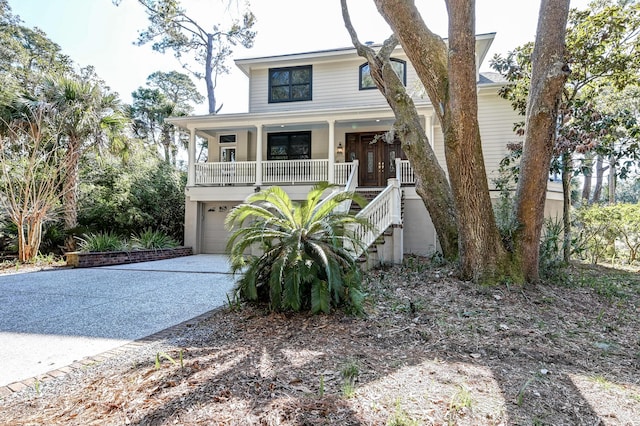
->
[267,131,311,160]
[269,66,312,103]
[359,58,407,90]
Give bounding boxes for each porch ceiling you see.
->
[167,105,431,134]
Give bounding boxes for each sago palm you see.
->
[225,182,371,314]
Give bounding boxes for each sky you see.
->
[8,0,592,115]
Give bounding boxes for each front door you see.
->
[345,132,405,187]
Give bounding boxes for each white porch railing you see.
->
[334,162,356,186]
[193,160,363,186]
[396,159,415,184]
[350,178,402,258]
[334,160,359,214]
[193,159,414,187]
[195,161,257,185]
[262,159,328,184]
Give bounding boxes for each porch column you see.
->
[388,177,403,264]
[389,178,401,224]
[426,113,434,148]
[255,123,263,186]
[187,128,196,186]
[327,119,335,184]
[426,112,437,247]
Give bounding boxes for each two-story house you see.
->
[167,33,563,261]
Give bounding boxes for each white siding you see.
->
[248,54,426,113]
[428,89,523,188]
[477,90,523,188]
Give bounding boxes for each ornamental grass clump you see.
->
[225,182,371,314]
[76,231,126,253]
[130,228,179,250]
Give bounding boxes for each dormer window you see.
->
[359,58,406,90]
[268,65,312,103]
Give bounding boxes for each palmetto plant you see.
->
[42,74,128,251]
[130,228,178,250]
[225,182,371,314]
[76,231,125,253]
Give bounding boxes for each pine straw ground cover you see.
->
[1,258,639,425]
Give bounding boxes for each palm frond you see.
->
[225,183,370,314]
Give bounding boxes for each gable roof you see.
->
[235,32,497,77]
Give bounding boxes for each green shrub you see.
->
[225,182,369,315]
[573,203,640,265]
[492,165,518,252]
[77,232,126,253]
[130,229,179,250]
[78,149,185,243]
[539,216,568,282]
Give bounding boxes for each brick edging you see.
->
[65,247,193,268]
[0,307,222,399]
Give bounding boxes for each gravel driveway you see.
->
[0,255,235,388]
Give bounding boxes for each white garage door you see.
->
[202,202,238,254]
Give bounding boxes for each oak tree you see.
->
[492,0,640,262]
[344,0,571,282]
[340,1,458,260]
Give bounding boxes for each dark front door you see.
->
[345,132,405,187]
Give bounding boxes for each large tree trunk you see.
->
[341,1,459,259]
[374,0,507,281]
[513,0,571,282]
[443,0,506,279]
[161,125,172,163]
[443,0,507,280]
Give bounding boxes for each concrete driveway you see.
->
[0,255,235,388]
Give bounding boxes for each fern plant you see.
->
[225,182,370,314]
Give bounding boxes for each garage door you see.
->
[202,202,238,253]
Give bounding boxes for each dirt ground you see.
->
[1,257,639,425]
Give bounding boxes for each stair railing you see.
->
[348,178,402,258]
[334,160,359,214]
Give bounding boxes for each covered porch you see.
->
[192,158,415,186]
[167,105,433,189]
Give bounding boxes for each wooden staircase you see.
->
[352,188,404,269]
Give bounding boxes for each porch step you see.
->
[350,188,406,217]
[350,189,383,214]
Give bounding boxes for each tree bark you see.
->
[593,154,606,202]
[562,154,572,262]
[581,152,593,202]
[205,33,217,114]
[443,0,507,280]
[340,1,459,260]
[514,0,571,282]
[374,0,508,281]
[608,154,616,203]
[161,125,172,163]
